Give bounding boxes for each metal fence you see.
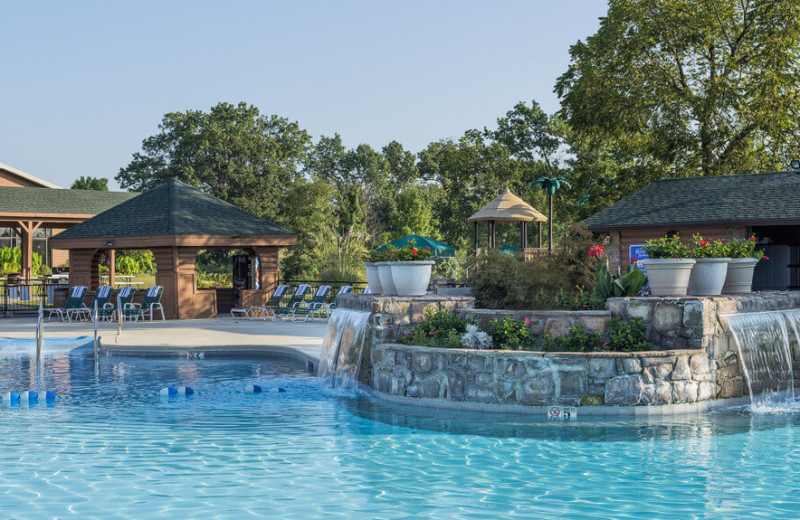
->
[0,280,69,317]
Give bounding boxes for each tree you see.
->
[556,0,800,198]
[116,102,311,222]
[531,177,571,251]
[71,176,109,191]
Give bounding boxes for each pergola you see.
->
[0,187,136,279]
[50,180,296,319]
[467,187,547,255]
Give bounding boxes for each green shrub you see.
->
[397,307,467,349]
[543,318,653,353]
[593,262,648,300]
[489,316,535,350]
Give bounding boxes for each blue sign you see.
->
[629,244,648,273]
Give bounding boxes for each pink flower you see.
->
[429,331,436,336]
[424,246,430,251]
[524,317,531,324]
[763,256,770,260]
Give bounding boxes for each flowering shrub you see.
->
[369,242,433,262]
[588,244,604,257]
[690,235,728,258]
[461,323,493,350]
[489,316,535,350]
[642,235,691,258]
[397,306,467,348]
[724,235,767,260]
[529,291,606,310]
[544,318,652,353]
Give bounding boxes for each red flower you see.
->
[391,250,397,254]
[708,239,714,243]
[588,245,604,257]
[750,236,756,242]
[411,248,418,255]
[631,258,638,264]
[763,256,770,260]
[700,240,707,247]
[524,317,531,324]
[424,246,430,251]
[674,254,679,258]
[429,331,436,336]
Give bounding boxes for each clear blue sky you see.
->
[1,1,607,190]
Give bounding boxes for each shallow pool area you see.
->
[2,344,800,518]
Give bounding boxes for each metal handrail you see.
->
[35,301,43,362]
[93,300,99,358]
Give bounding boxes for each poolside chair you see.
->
[291,285,331,322]
[309,285,352,319]
[123,285,165,322]
[363,286,372,294]
[231,284,289,319]
[99,286,136,321]
[45,285,87,322]
[69,285,113,322]
[273,284,311,320]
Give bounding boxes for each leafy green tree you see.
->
[116,102,311,222]
[556,0,800,198]
[531,177,571,251]
[71,176,109,191]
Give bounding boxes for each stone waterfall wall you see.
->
[338,291,800,409]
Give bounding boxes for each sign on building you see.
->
[629,244,648,273]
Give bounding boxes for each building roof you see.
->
[0,163,61,188]
[0,186,136,216]
[51,179,295,241]
[467,187,547,223]
[585,171,800,231]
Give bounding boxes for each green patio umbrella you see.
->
[377,234,456,258]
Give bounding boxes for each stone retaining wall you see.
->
[462,309,610,338]
[372,344,713,406]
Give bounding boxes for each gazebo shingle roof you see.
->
[0,186,136,215]
[52,179,294,239]
[585,172,800,231]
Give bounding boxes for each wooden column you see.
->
[520,222,528,249]
[108,249,116,287]
[473,222,479,257]
[16,220,42,281]
[67,248,98,289]
[538,222,543,248]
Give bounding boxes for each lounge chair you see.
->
[291,285,332,322]
[69,285,113,322]
[99,286,136,321]
[123,286,165,322]
[273,284,311,320]
[308,285,352,319]
[45,285,88,322]
[231,284,288,319]
[362,286,372,294]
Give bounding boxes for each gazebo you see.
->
[49,180,296,319]
[467,187,547,256]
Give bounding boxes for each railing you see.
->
[0,279,69,317]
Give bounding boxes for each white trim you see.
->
[0,162,61,189]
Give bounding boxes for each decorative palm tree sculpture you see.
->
[531,177,571,251]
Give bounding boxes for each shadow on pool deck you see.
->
[0,317,328,362]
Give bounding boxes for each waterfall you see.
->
[318,309,370,389]
[723,312,795,407]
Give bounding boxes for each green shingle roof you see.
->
[52,179,294,239]
[585,172,800,231]
[0,186,136,215]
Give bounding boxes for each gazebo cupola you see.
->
[467,187,547,255]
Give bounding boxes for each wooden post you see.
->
[16,220,42,281]
[473,222,479,257]
[108,249,116,287]
[538,222,543,248]
[520,222,528,249]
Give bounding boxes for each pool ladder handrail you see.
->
[93,300,99,358]
[35,301,43,363]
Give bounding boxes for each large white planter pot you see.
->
[376,262,397,295]
[389,261,435,296]
[688,258,730,296]
[363,262,383,294]
[640,258,696,297]
[722,258,759,294]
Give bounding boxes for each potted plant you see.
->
[722,235,767,294]
[377,249,398,295]
[386,243,434,296]
[362,250,384,294]
[640,235,696,297]
[688,235,730,296]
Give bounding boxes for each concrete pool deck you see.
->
[0,317,327,364]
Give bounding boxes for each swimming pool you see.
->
[2,344,800,519]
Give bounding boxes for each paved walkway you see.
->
[0,317,328,363]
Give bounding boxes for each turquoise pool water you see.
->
[1,344,800,519]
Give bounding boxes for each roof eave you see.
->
[49,233,298,250]
[587,218,800,233]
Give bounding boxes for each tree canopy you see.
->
[70,176,109,191]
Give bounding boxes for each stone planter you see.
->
[688,258,730,296]
[363,262,383,294]
[376,262,397,295]
[722,258,759,294]
[389,260,435,296]
[640,258,696,297]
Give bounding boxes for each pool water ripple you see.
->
[2,348,800,518]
